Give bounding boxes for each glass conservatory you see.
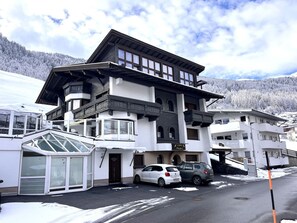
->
[20,131,95,195]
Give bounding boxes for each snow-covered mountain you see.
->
[0,70,54,113]
[0,33,85,80]
[200,76,297,115]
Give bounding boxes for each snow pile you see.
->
[0,196,174,223]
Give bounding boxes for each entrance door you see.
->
[109,154,121,183]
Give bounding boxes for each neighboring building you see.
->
[0,29,222,195]
[209,109,289,169]
[280,124,297,166]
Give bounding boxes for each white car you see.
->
[133,164,181,187]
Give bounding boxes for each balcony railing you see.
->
[212,139,251,150]
[73,95,162,121]
[46,105,66,120]
[184,110,214,127]
[257,123,284,134]
[260,140,286,149]
[210,122,250,134]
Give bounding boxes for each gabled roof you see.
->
[209,109,287,122]
[36,62,223,105]
[87,29,205,74]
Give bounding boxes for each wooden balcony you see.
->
[46,105,66,120]
[184,110,214,127]
[73,95,162,121]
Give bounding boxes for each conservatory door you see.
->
[50,157,84,193]
[50,157,66,192]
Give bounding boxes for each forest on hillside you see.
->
[201,76,297,115]
[0,33,85,80]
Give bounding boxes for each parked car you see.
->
[177,161,214,186]
[134,164,181,187]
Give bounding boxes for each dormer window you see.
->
[180,71,194,86]
[118,49,140,70]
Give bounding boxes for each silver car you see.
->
[134,164,181,187]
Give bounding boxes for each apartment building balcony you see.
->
[212,139,251,150]
[46,105,66,120]
[73,95,161,120]
[184,110,213,127]
[210,122,250,134]
[257,123,284,134]
[260,140,286,149]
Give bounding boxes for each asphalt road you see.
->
[2,174,297,223]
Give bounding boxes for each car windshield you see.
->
[166,166,179,172]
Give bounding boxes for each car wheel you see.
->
[158,178,165,187]
[192,175,202,186]
[134,175,141,184]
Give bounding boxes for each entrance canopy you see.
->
[22,131,94,156]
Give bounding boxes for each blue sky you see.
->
[0,0,297,80]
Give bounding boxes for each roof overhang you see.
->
[36,62,224,105]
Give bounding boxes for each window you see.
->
[184,163,193,170]
[222,118,229,124]
[180,71,194,86]
[27,116,37,132]
[72,99,80,110]
[0,113,10,134]
[157,126,164,138]
[14,115,25,129]
[242,133,248,140]
[216,136,224,140]
[118,49,140,70]
[186,155,198,161]
[142,57,161,76]
[245,151,251,158]
[215,119,222,124]
[168,100,174,112]
[134,154,144,168]
[185,102,197,110]
[162,64,173,81]
[156,98,163,110]
[233,152,239,158]
[0,114,10,128]
[240,116,246,122]
[169,127,175,139]
[224,135,232,140]
[187,128,199,140]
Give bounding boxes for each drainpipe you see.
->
[0,179,3,212]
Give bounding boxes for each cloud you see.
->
[0,0,297,79]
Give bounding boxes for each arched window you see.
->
[156,98,163,110]
[169,127,175,139]
[157,155,164,164]
[168,100,174,112]
[157,126,164,138]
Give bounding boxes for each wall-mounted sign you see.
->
[172,143,186,151]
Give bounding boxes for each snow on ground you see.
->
[0,70,54,113]
[0,196,174,223]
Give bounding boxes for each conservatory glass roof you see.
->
[23,132,94,154]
